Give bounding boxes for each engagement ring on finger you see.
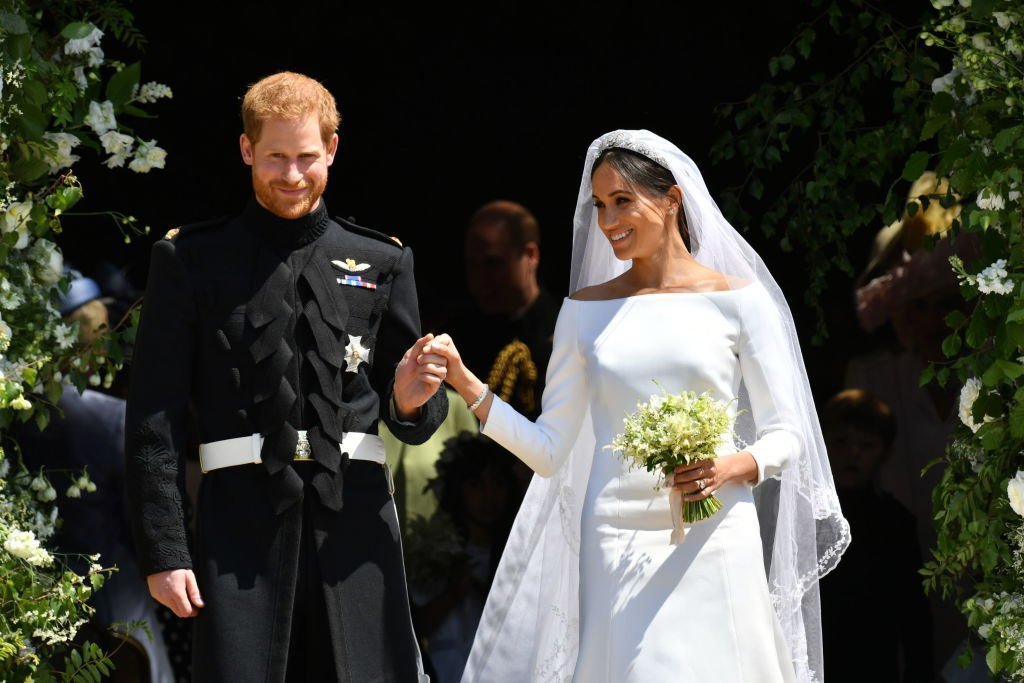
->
[698,479,706,491]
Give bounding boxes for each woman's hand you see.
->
[422,334,494,422]
[671,452,758,502]
[421,334,468,392]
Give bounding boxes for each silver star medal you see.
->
[332,258,370,273]
[344,335,371,373]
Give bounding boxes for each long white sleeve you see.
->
[481,301,588,477]
[736,285,802,484]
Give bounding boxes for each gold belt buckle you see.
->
[294,430,313,461]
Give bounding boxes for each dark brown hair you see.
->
[822,389,897,448]
[468,200,540,252]
[593,147,691,251]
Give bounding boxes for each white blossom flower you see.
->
[9,395,31,411]
[958,377,988,432]
[958,0,971,7]
[128,140,167,173]
[65,485,81,499]
[53,323,77,350]
[63,27,103,56]
[42,132,80,173]
[976,188,1006,211]
[971,34,993,53]
[84,100,116,135]
[99,130,133,157]
[84,46,103,68]
[0,316,11,351]
[978,623,991,639]
[1008,38,1024,58]
[2,199,33,250]
[134,82,173,103]
[1008,471,1024,517]
[993,12,1018,30]
[27,239,63,286]
[30,475,48,492]
[76,476,90,490]
[931,0,954,7]
[976,259,1014,295]
[947,15,966,32]
[4,529,52,566]
[72,66,88,90]
[0,459,9,478]
[88,373,101,387]
[85,481,96,493]
[932,70,960,95]
[36,486,56,503]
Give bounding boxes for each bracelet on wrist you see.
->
[467,385,489,412]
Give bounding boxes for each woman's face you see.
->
[591,162,676,261]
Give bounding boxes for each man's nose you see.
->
[282,162,303,184]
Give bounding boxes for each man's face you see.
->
[464,221,538,316]
[239,115,338,220]
[825,424,888,491]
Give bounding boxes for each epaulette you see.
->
[336,215,404,248]
[163,215,230,241]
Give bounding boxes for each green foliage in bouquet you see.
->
[608,383,736,523]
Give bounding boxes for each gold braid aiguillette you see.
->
[486,340,539,414]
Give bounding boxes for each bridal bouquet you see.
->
[609,383,736,524]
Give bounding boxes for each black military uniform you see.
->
[125,198,447,682]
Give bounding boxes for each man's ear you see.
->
[524,242,540,269]
[240,134,254,166]
[325,133,339,166]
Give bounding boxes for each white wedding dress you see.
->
[478,284,799,682]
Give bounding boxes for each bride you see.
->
[424,130,850,683]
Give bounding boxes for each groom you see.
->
[125,71,447,682]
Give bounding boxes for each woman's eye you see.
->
[615,197,630,206]
[592,200,604,209]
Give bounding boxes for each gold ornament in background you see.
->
[486,340,538,415]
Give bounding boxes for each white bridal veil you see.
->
[461,129,850,683]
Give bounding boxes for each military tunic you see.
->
[125,199,447,682]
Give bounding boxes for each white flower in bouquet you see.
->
[609,383,736,523]
[84,100,117,135]
[1009,471,1024,518]
[976,259,1014,295]
[72,66,88,91]
[53,322,78,351]
[129,139,167,173]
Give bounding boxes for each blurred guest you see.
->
[446,200,559,421]
[844,172,979,671]
[16,270,174,683]
[405,434,520,683]
[820,389,933,683]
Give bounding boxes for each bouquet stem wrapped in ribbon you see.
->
[608,383,737,543]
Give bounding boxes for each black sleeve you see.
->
[124,238,197,576]
[370,246,448,445]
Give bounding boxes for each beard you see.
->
[252,171,328,220]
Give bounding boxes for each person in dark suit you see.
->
[124,71,448,683]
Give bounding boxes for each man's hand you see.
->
[393,333,448,419]
[147,568,204,618]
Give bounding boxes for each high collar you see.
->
[243,197,331,249]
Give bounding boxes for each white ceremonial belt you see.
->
[199,431,385,474]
